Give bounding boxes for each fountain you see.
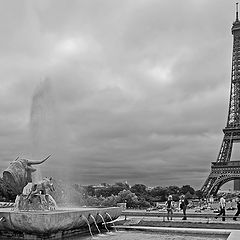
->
[106,212,118,231]
[82,215,94,238]
[0,156,122,239]
[97,213,110,232]
[89,214,101,234]
[0,79,121,238]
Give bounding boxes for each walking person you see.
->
[216,194,226,221]
[179,195,188,220]
[165,195,174,221]
[209,195,214,209]
[233,197,240,221]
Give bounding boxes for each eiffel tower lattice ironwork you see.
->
[201,3,240,196]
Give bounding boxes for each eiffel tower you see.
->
[201,3,240,196]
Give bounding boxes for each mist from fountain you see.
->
[29,78,55,182]
[29,78,71,183]
[21,78,72,210]
[27,79,102,209]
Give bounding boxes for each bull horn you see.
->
[27,155,51,165]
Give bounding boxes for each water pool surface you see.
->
[65,230,228,240]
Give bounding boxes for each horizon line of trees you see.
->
[71,182,204,209]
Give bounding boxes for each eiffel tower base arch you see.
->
[202,161,240,196]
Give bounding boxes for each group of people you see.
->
[165,193,240,221]
[165,194,189,221]
[215,194,240,221]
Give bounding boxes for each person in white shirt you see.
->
[165,195,174,221]
[216,194,226,221]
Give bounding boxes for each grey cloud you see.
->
[0,1,236,189]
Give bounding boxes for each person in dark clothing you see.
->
[179,195,188,220]
[233,197,240,221]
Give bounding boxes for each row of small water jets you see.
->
[82,212,119,239]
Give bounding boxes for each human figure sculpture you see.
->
[14,177,57,211]
[26,177,56,210]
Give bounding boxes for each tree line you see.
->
[0,179,203,209]
[70,182,203,209]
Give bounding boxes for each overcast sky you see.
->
[0,0,238,189]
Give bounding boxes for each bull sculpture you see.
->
[2,155,51,197]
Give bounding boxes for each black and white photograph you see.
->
[0,1,239,239]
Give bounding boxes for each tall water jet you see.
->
[29,78,72,186]
[29,78,70,183]
[30,78,55,153]
[29,78,57,182]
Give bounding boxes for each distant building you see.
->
[234,179,240,191]
[91,184,110,191]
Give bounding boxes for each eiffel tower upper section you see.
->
[227,4,240,129]
[216,3,240,164]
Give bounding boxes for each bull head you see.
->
[2,155,51,196]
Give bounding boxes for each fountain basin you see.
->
[0,207,121,238]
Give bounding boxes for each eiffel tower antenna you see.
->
[236,3,239,22]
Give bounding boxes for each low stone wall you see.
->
[118,210,240,230]
[138,219,240,230]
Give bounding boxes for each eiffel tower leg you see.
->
[201,175,217,197]
[216,134,232,163]
[210,182,222,196]
[202,174,228,196]
[202,135,233,196]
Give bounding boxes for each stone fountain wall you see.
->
[0,207,122,239]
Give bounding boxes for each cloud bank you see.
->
[0,0,236,188]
